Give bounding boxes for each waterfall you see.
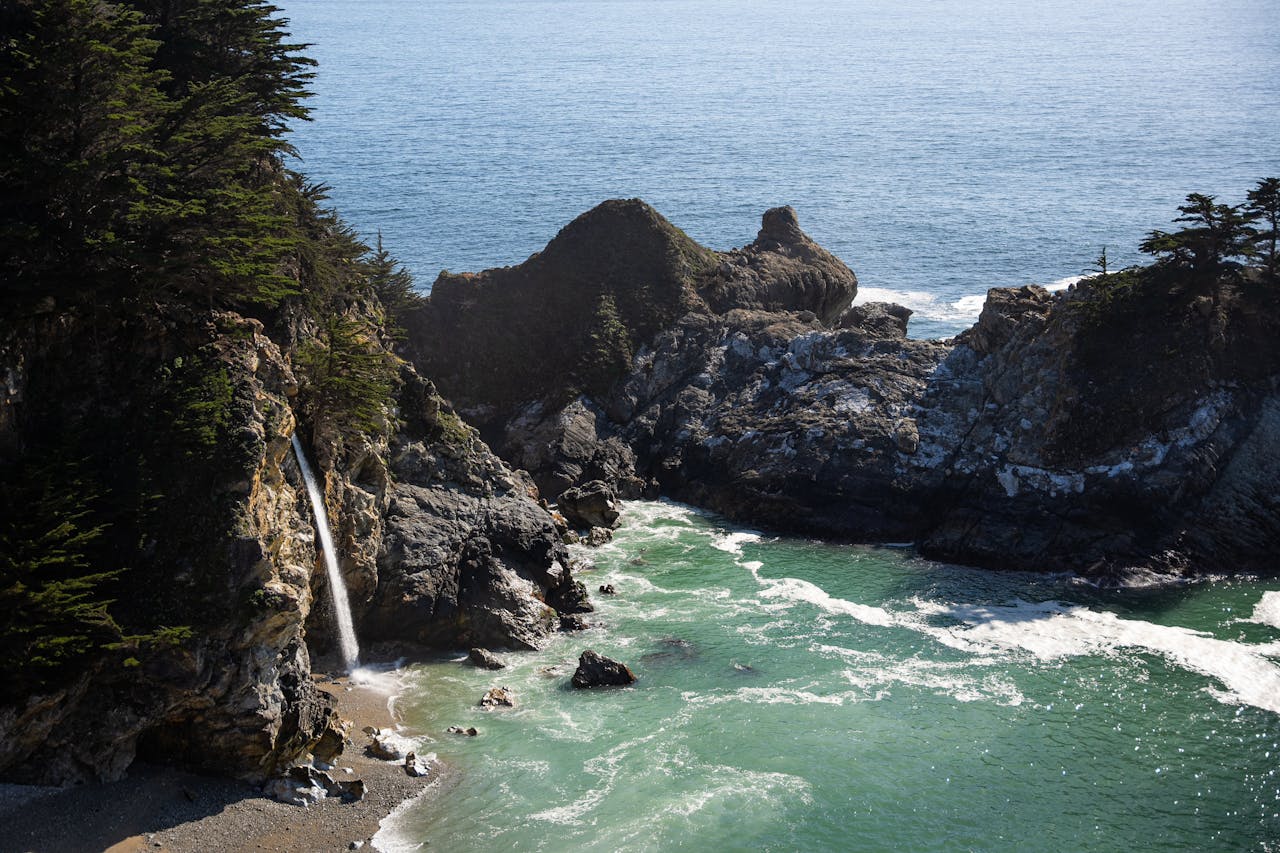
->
[291,434,360,672]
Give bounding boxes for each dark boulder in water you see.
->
[467,648,507,670]
[559,614,592,632]
[571,650,637,688]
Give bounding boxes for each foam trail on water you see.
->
[291,434,360,672]
[912,598,1280,715]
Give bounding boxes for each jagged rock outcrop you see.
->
[571,650,637,688]
[401,200,858,485]
[0,305,342,785]
[556,480,621,530]
[404,202,1280,577]
[352,372,583,652]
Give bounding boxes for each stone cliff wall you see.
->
[0,297,586,786]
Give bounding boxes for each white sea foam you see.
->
[1248,591,1280,630]
[711,530,763,557]
[816,645,1027,707]
[529,723,684,825]
[911,598,1280,715]
[854,274,1084,334]
[684,686,852,707]
[737,553,898,629]
[372,776,440,852]
[853,286,981,326]
[1043,273,1085,291]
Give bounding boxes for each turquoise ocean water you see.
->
[375,503,1280,851]
[280,0,1280,338]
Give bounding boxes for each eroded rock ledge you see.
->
[405,200,1280,577]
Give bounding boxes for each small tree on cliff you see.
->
[1084,246,1109,276]
[296,315,398,436]
[365,233,422,333]
[1140,193,1257,276]
[1245,177,1280,279]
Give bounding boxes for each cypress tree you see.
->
[1245,178,1280,279]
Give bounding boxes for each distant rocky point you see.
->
[404,199,1280,577]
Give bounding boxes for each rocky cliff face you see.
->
[401,200,857,448]
[405,202,1280,578]
[0,297,585,786]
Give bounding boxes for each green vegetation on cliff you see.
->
[0,0,408,695]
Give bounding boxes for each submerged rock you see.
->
[446,726,479,736]
[571,650,637,688]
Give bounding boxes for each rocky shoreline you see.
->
[405,201,1280,579]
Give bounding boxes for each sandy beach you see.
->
[0,666,440,853]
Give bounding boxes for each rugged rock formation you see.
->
[401,200,858,490]
[467,648,507,670]
[0,296,587,785]
[0,305,343,785]
[556,480,621,530]
[404,202,1280,577]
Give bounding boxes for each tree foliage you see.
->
[0,452,123,699]
[0,0,316,306]
[366,233,422,334]
[1140,192,1257,275]
[296,315,399,437]
[0,0,412,704]
[1246,178,1280,279]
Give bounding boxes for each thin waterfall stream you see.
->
[291,433,360,672]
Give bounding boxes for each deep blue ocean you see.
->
[280,0,1279,337]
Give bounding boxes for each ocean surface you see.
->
[374,502,1280,851]
[279,0,1280,338]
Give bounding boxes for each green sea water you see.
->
[376,501,1280,851]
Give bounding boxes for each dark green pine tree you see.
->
[1245,177,1280,279]
[296,315,398,436]
[0,0,172,295]
[366,233,422,331]
[126,0,318,307]
[1140,193,1258,275]
[0,453,123,701]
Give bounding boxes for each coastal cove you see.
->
[5,0,1280,848]
[379,502,1280,851]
